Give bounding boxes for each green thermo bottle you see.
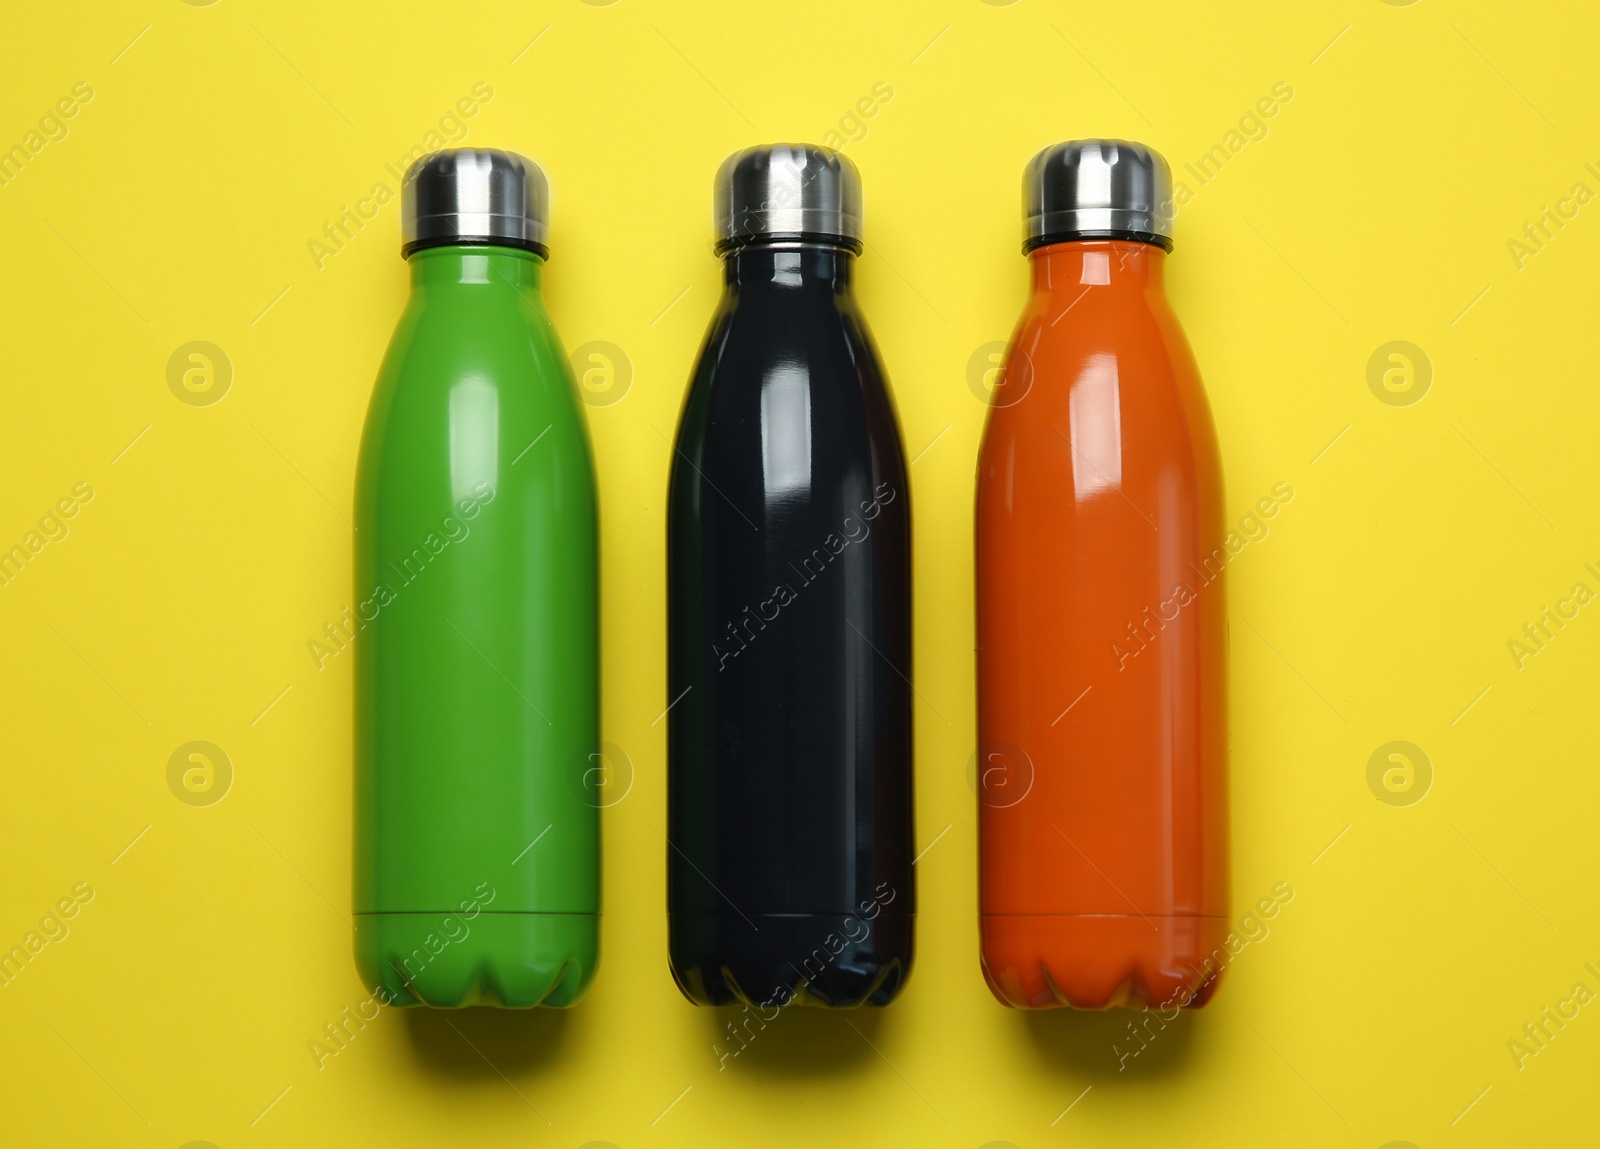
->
[353,149,600,1007]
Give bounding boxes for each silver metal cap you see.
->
[401,149,549,258]
[1023,139,1173,252]
[713,144,862,252]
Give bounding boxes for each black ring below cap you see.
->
[402,235,550,260]
[714,231,862,256]
[1023,229,1173,254]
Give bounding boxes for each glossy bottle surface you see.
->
[354,246,600,1007]
[976,240,1228,1009]
[668,242,914,1008]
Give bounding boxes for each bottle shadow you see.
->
[706,1003,886,1078]
[1019,1006,1198,1082]
[401,1006,574,1080]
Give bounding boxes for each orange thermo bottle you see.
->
[976,140,1229,1009]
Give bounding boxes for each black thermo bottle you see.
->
[667,144,914,1008]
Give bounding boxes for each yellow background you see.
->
[2,1,1596,1145]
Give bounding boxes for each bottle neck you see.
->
[407,244,544,290]
[1027,238,1165,296]
[722,241,856,293]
